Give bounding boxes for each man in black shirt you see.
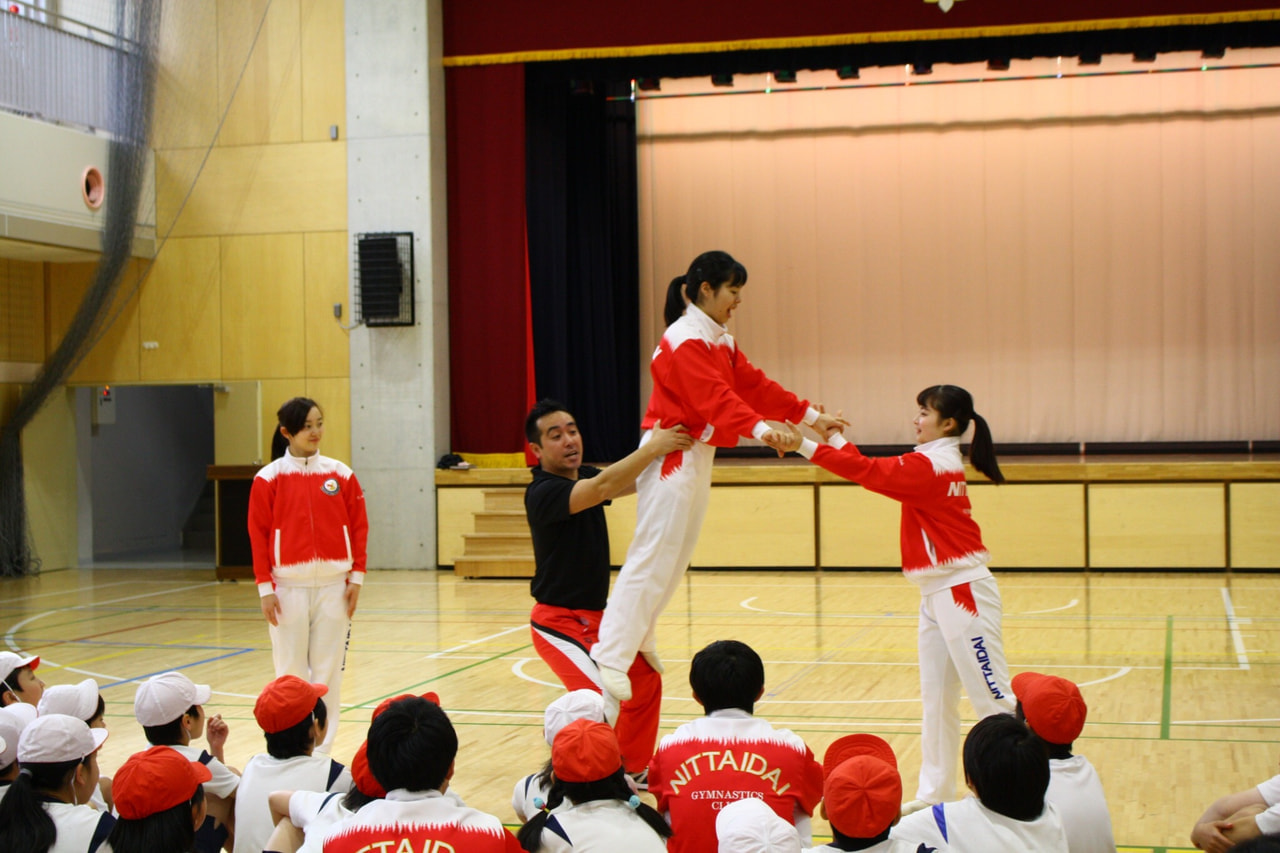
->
[524,399,691,777]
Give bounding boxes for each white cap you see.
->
[0,651,39,684]
[543,689,606,746]
[18,714,108,764]
[715,798,802,853]
[134,671,212,727]
[37,678,100,721]
[0,703,36,768]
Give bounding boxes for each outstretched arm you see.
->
[568,421,693,514]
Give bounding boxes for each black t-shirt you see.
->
[525,464,611,610]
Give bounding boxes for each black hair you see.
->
[271,396,321,461]
[1227,836,1280,853]
[689,640,765,714]
[963,713,1050,821]
[516,768,671,852]
[663,276,687,326]
[86,695,106,728]
[524,399,571,447]
[0,666,33,706]
[832,825,892,847]
[916,385,1004,484]
[682,250,748,311]
[0,757,87,853]
[366,696,457,793]
[264,699,326,759]
[341,785,378,812]
[143,704,200,746]
[105,784,204,853]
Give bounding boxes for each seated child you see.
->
[0,652,44,708]
[0,703,38,804]
[234,676,351,853]
[892,713,1068,852]
[513,689,606,822]
[1191,752,1280,853]
[805,733,915,852]
[317,696,522,852]
[0,714,112,852]
[135,670,239,853]
[1013,672,1114,853]
[107,745,212,852]
[516,719,670,852]
[647,639,823,853]
[38,678,112,812]
[716,797,802,853]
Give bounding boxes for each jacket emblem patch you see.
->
[322,478,340,495]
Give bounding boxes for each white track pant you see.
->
[269,581,350,753]
[916,575,1014,803]
[593,437,716,672]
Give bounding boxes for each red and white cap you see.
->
[543,690,605,747]
[254,675,327,734]
[715,798,801,853]
[114,745,213,820]
[0,651,39,681]
[551,719,622,783]
[134,671,213,727]
[37,678,100,721]
[821,734,902,838]
[0,703,37,768]
[18,714,108,764]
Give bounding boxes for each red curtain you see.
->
[446,63,530,453]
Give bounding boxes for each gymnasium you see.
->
[1,2,1278,850]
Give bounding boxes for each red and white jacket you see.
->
[648,710,824,853]
[641,305,814,452]
[320,790,522,853]
[248,452,368,598]
[798,434,991,595]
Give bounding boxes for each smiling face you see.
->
[913,403,957,444]
[697,279,743,325]
[281,406,323,457]
[530,410,583,479]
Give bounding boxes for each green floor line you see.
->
[344,642,536,713]
[1161,615,1173,740]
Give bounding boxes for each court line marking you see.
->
[1017,599,1080,615]
[422,625,527,660]
[1076,667,1132,687]
[511,658,562,688]
[1221,587,1251,670]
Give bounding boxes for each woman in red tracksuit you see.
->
[591,250,842,707]
[248,397,368,753]
[780,384,1014,813]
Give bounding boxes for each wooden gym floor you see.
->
[3,567,1277,852]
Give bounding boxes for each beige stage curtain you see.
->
[636,51,1280,445]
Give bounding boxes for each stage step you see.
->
[473,510,529,534]
[453,555,536,578]
[461,532,534,557]
[483,488,524,511]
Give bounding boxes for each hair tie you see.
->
[627,794,641,809]
[18,767,33,778]
[532,797,546,811]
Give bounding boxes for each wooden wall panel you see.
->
[153,0,219,150]
[1089,484,1226,568]
[213,381,262,465]
[47,261,143,385]
[300,0,346,143]
[437,488,488,566]
[692,486,814,567]
[139,237,222,382]
[604,494,638,565]
[168,143,346,237]
[154,148,208,240]
[969,483,1086,568]
[218,0,303,146]
[219,235,306,379]
[1229,483,1280,569]
[303,231,350,378]
[1,259,45,362]
[22,389,77,569]
[306,377,351,464]
[259,378,303,457]
[819,484,902,568]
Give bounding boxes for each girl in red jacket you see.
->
[780,385,1014,813]
[591,251,842,712]
[248,397,368,753]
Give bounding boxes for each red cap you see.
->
[551,719,622,783]
[1012,672,1087,745]
[350,740,385,798]
[372,691,439,721]
[253,675,328,734]
[825,755,902,838]
[823,733,898,779]
[114,746,213,820]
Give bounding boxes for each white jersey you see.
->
[1046,755,1114,853]
[291,790,354,853]
[165,744,240,798]
[803,840,920,853]
[891,797,1069,852]
[44,799,115,853]
[538,799,668,853]
[234,753,351,853]
[1256,772,1280,835]
[512,770,552,823]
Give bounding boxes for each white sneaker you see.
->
[598,664,633,702]
[900,799,933,817]
[640,650,665,674]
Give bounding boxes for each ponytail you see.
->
[916,385,1004,484]
[516,769,672,851]
[0,760,80,853]
[515,785,563,851]
[663,276,687,327]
